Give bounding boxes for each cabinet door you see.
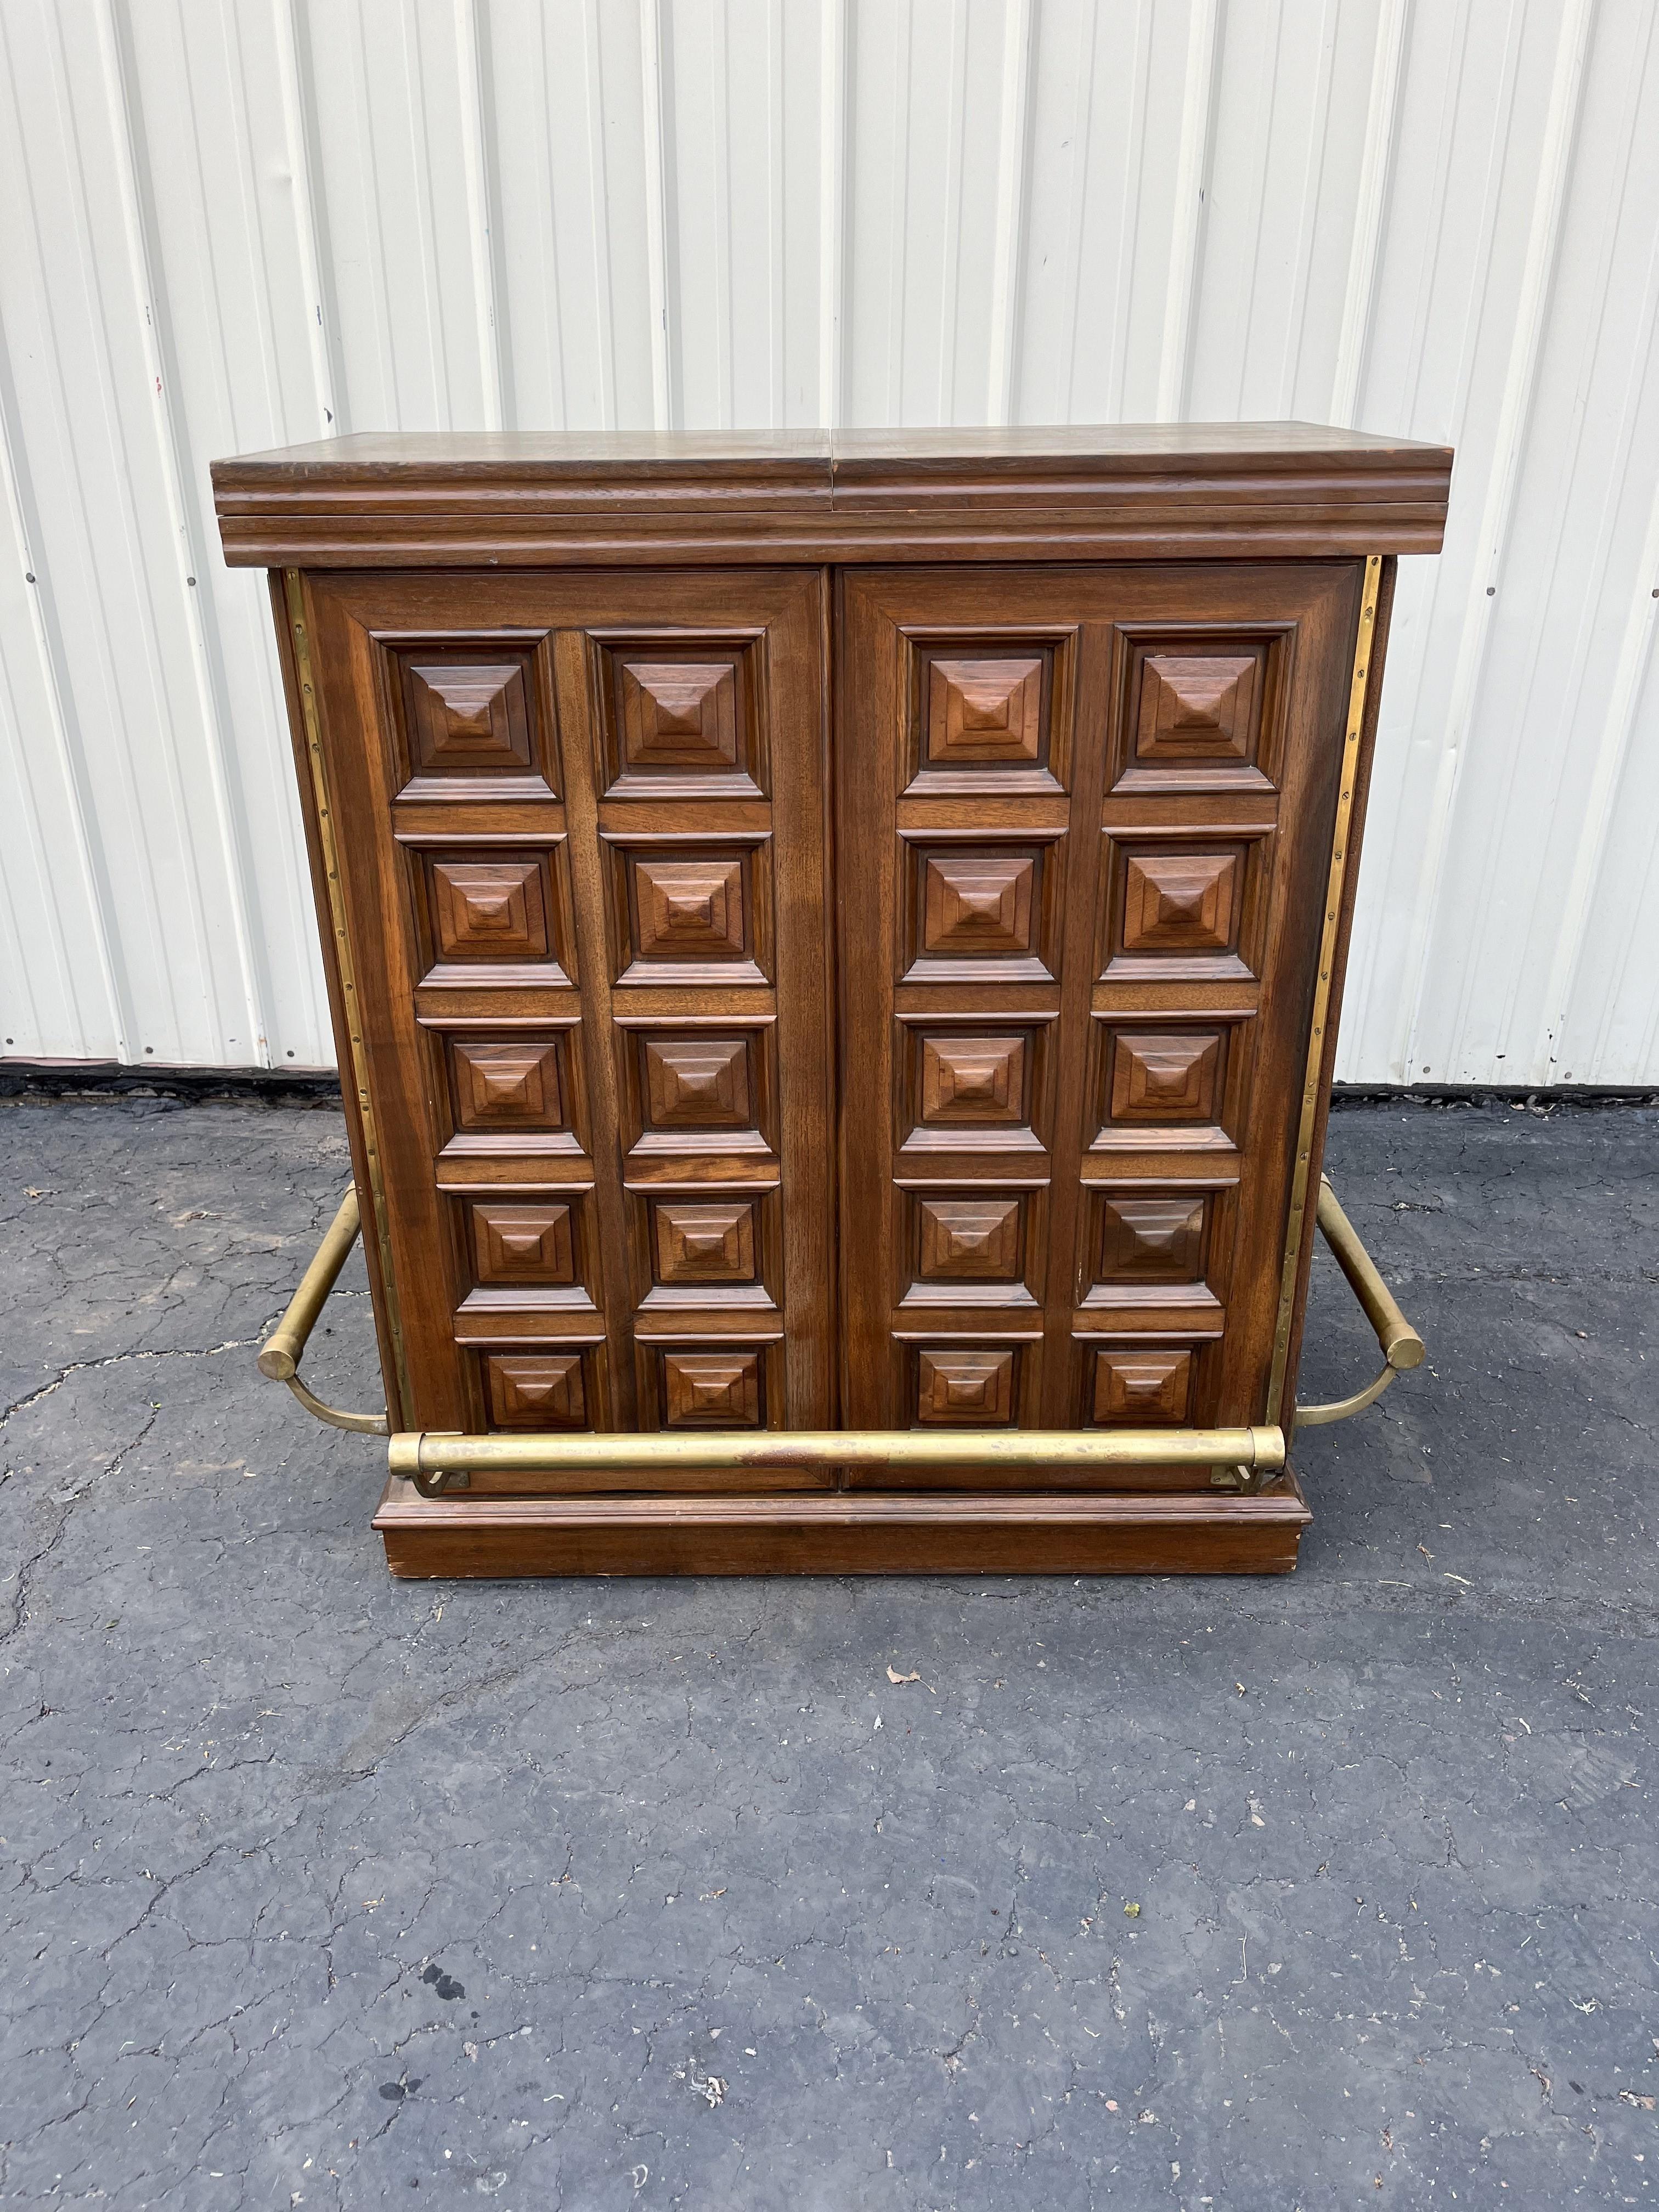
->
[300,569,834,1476]
[836,563,1363,1479]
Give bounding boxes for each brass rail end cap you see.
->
[257,1343,297,1381]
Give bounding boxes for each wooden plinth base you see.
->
[373,1471,1311,1578]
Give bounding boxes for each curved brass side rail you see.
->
[1295,1176,1426,1429]
[258,1186,390,1437]
[389,1423,1286,1499]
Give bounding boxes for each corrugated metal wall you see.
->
[2,0,1656,1083]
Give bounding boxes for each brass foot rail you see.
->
[387,1424,1285,1498]
[1294,1176,1426,1429]
[258,1187,390,1436]
[260,1179,1417,1486]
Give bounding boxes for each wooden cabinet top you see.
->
[212,422,1451,568]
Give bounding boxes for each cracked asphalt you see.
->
[2,1093,1656,2210]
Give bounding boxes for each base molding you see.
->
[373,1471,1311,1578]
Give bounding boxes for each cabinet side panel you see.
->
[1277,556,1398,1429]
[268,572,409,1427]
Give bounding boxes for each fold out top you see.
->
[212,422,1453,567]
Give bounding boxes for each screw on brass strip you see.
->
[283,570,412,1427]
[1265,553,1384,1427]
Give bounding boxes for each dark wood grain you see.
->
[265,575,409,1427]
[296,568,834,1449]
[214,425,1452,568]
[235,431,1443,1577]
[836,562,1364,1468]
[374,1470,1312,1577]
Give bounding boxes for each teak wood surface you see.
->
[215,425,1451,1578]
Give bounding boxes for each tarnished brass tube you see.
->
[390,1424,1286,1482]
[1314,1178,1425,1372]
[259,1187,364,1382]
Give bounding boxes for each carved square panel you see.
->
[926,853,1031,952]
[1122,850,1238,954]
[450,1037,564,1131]
[641,1033,752,1130]
[623,1027,776,1169]
[611,842,769,983]
[421,848,572,983]
[486,1350,589,1429]
[636,856,745,958]
[904,838,1057,980]
[915,1194,1023,1283]
[915,1346,1017,1426]
[625,660,737,765]
[905,632,1071,793]
[899,1022,1050,1159]
[431,857,548,962]
[1090,1345,1192,1425]
[653,1199,757,1285]
[1098,1195,1206,1283]
[1111,1031,1220,1123]
[1093,1023,1238,1154]
[660,1347,764,1427]
[1111,631,1282,794]
[393,645,551,796]
[928,657,1042,763]
[1102,834,1264,982]
[601,640,763,796]
[1143,656,1255,760]
[470,1200,576,1286]
[922,1032,1025,1124]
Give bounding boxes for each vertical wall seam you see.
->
[454,0,506,431]
[402,7,451,422]
[1527,37,1659,1084]
[0,349,125,1057]
[275,0,339,434]
[936,3,969,424]
[1330,0,1410,426]
[1239,0,1289,408]
[765,0,785,425]
[579,7,613,430]
[0,13,143,1059]
[986,0,1034,426]
[1054,3,1097,420]
[1278,0,1342,415]
[1109,1,1155,416]
[100,0,268,1061]
[1397,0,1592,1081]
[1339,2,1496,1075]
[1547,474,1659,1082]
[816,0,846,430]
[883,4,913,425]
[1156,0,1221,421]
[349,3,400,419]
[637,0,673,430]
[1469,9,1657,1081]
[711,0,734,426]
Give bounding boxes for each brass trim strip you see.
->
[1265,553,1384,1429]
[283,570,411,1425]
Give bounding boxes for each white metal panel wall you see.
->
[1,0,1656,1083]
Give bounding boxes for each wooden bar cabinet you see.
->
[213,426,1451,1579]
